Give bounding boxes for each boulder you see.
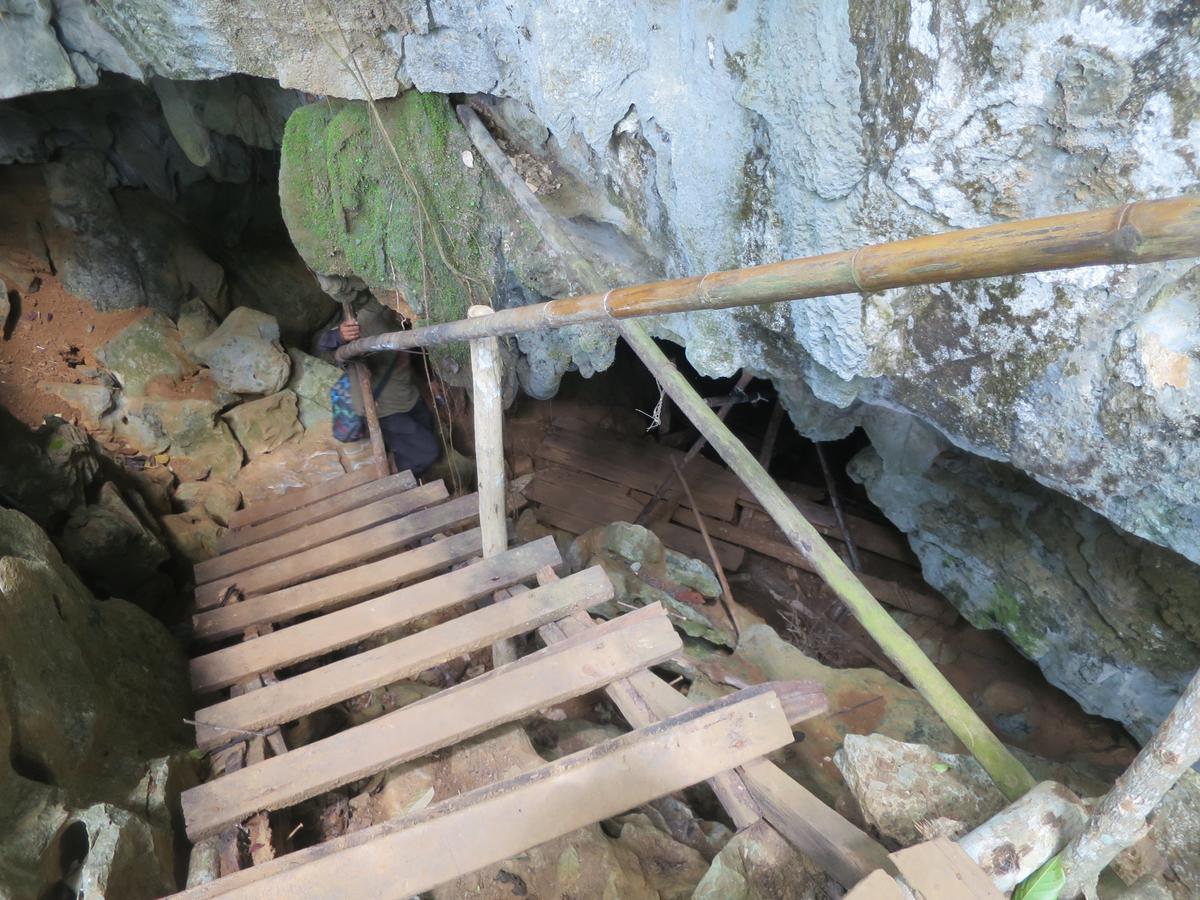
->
[833,733,1009,846]
[692,820,827,900]
[38,382,115,430]
[0,411,98,529]
[159,509,223,564]
[566,522,734,648]
[177,298,218,352]
[72,803,176,899]
[133,398,243,482]
[611,812,710,899]
[222,246,337,346]
[233,430,347,505]
[95,311,198,396]
[56,482,171,608]
[173,480,241,527]
[285,348,342,428]
[190,306,290,395]
[0,507,190,802]
[222,390,303,456]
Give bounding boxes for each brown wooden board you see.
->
[216,470,417,553]
[886,839,1003,899]
[171,688,793,898]
[193,564,610,749]
[536,429,739,521]
[195,481,448,584]
[193,494,479,608]
[663,504,952,622]
[192,529,485,643]
[224,468,378,531]
[189,538,562,693]
[183,590,678,841]
[527,472,745,570]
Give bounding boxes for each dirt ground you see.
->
[0,168,152,427]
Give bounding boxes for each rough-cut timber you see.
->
[217,470,417,552]
[618,319,1037,803]
[195,481,448,583]
[172,687,794,899]
[192,529,484,642]
[183,591,676,841]
[192,568,609,749]
[194,493,479,608]
[336,197,1200,359]
[225,468,377,530]
[189,538,561,692]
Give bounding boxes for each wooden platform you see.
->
[177,471,953,897]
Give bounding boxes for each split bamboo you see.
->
[336,195,1200,361]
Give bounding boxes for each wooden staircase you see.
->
[173,470,843,898]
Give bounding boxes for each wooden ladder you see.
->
[170,470,976,898]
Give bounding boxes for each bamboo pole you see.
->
[468,305,515,666]
[336,196,1200,361]
[339,300,389,478]
[617,319,1037,802]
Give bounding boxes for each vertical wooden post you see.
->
[468,305,514,665]
[618,319,1037,802]
[339,300,390,479]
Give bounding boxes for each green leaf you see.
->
[931,762,951,773]
[1013,854,1065,900]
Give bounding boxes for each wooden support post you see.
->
[467,304,514,666]
[339,300,389,479]
[618,319,1037,802]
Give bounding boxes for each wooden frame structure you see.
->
[177,126,1199,894]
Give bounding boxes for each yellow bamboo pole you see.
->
[336,195,1200,361]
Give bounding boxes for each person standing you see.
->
[318,301,440,478]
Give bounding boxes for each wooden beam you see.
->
[216,470,417,553]
[192,529,485,643]
[193,493,479,608]
[192,565,608,749]
[195,481,448,584]
[225,468,377,531]
[190,538,562,693]
[467,304,516,667]
[536,570,895,888]
[183,595,678,840]
[171,686,794,898]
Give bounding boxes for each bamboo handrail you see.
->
[336,195,1200,361]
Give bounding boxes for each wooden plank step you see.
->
[225,468,377,531]
[732,496,918,566]
[193,493,480,609]
[190,537,563,693]
[193,564,610,749]
[192,529,484,643]
[182,595,671,840]
[526,472,745,570]
[846,839,1003,899]
[216,471,417,553]
[195,481,448,585]
[172,686,793,898]
[536,429,739,521]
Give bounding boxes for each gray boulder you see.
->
[286,348,342,428]
[177,298,218,352]
[191,306,290,395]
[222,390,303,456]
[173,480,241,527]
[95,311,198,396]
[834,733,1008,847]
[38,382,115,430]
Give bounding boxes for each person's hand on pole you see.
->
[339,320,361,342]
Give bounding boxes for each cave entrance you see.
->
[505,336,1138,773]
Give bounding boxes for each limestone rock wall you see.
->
[4,0,1199,739]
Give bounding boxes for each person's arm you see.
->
[317,320,361,351]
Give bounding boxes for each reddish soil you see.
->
[0,167,152,427]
